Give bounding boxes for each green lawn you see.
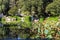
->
[39,16,58,23]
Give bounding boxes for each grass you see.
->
[39,17,44,23]
[46,17,58,21]
[39,16,58,23]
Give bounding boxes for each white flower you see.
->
[6,17,11,22]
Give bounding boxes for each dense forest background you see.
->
[0,0,60,17]
[0,0,60,40]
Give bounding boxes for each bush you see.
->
[46,0,60,16]
[8,6,18,16]
[20,16,31,28]
[2,16,21,25]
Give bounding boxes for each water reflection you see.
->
[0,23,3,27]
[0,13,3,18]
[0,13,3,27]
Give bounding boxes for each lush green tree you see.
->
[46,0,60,16]
[7,0,54,17]
[16,0,43,18]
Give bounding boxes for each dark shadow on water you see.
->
[0,37,55,40]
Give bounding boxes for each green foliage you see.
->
[1,0,60,39]
[20,16,31,28]
[0,28,3,34]
[2,16,21,25]
[8,6,18,16]
[0,27,5,38]
[21,11,30,16]
[2,16,31,28]
[0,0,8,13]
[17,0,43,17]
[47,17,58,21]
[0,0,2,5]
[46,0,60,16]
[0,4,5,12]
[39,17,44,23]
